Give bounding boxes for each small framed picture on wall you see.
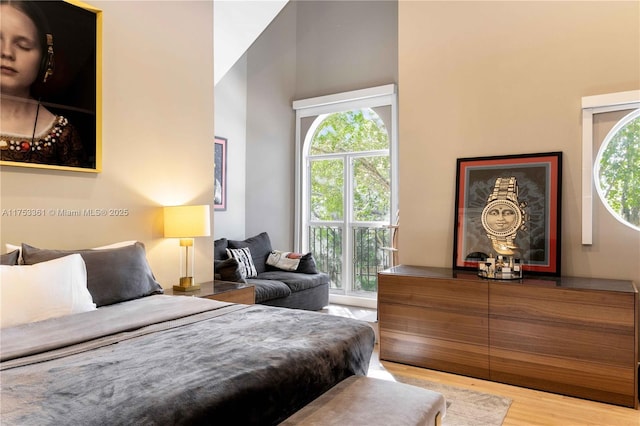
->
[214,136,227,211]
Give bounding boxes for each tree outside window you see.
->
[595,111,640,230]
[308,108,391,295]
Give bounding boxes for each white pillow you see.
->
[226,247,258,278]
[266,250,302,271]
[5,243,22,264]
[0,254,96,328]
[5,243,20,252]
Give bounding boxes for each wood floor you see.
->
[326,304,640,425]
[370,345,639,426]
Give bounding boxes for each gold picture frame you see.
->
[0,0,102,173]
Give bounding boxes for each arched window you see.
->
[309,109,390,223]
[293,85,398,308]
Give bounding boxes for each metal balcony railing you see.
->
[308,225,391,297]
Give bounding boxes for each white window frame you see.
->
[581,90,640,244]
[293,84,399,251]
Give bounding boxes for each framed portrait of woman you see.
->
[0,0,102,172]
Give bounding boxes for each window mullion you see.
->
[344,153,353,296]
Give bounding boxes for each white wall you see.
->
[0,1,215,288]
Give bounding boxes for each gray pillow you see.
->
[1,250,20,265]
[21,242,163,307]
[214,238,229,260]
[228,232,273,274]
[296,253,319,274]
[214,258,243,282]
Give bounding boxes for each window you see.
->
[293,85,398,308]
[308,109,390,297]
[582,90,640,243]
[594,110,640,231]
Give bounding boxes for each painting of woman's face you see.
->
[0,4,43,97]
[1,0,100,172]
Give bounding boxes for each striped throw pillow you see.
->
[226,247,258,278]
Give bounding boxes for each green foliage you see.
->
[307,108,392,294]
[309,109,390,223]
[310,109,388,155]
[310,159,344,221]
[598,116,640,227]
[353,156,390,222]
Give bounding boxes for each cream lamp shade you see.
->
[164,205,211,292]
[164,205,211,238]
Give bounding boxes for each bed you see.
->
[0,243,376,425]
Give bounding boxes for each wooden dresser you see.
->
[378,265,639,408]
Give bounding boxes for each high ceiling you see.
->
[214,1,289,85]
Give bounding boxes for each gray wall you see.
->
[245,3,298,250]
[241,0,398,249]
[295,0,399,99]
[214,55,248,241]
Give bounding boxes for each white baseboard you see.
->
[329,294,377,309]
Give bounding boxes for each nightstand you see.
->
[164,281,255,304]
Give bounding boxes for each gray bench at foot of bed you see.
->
[280,375,446,426]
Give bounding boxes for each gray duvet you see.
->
[0,295,376,425]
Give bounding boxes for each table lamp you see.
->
[164,204,211,291]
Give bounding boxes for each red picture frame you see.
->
[453,152,562,276]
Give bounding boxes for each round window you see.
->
[594,109,640,231]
